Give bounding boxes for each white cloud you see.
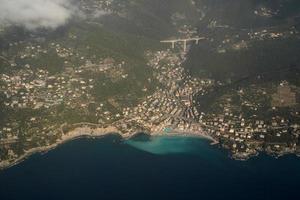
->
[0,0,78,30]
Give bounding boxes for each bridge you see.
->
[0,55,10,64]
[160,37,205,51]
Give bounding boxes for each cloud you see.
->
[0,0,78,30]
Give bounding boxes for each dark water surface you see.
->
[1,135,300,200]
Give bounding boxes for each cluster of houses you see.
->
[0,42,128,151]
[200,82,300,159]
[80,0,119,16]
[119,50,214,135]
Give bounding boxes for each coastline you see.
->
[0,125,218,171]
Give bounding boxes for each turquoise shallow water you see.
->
[0,135,300,200]
[126,136,212,155]
[125,136,226,168]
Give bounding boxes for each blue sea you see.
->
[1,135,300,200]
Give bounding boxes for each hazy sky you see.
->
[0,0,77,30]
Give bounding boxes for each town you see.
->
[1,0,300,170]
[1,37,300,168]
